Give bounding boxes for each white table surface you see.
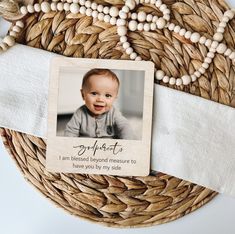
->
[1,0,235,233]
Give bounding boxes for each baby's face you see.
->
[81,74,119,116]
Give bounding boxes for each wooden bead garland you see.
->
[0,0,235,86]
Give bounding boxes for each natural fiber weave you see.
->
[2,0,235,227]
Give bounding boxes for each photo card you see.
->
[46,57,154,176]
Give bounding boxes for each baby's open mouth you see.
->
[94,104,104,111]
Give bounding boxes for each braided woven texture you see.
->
[2,0,235,227]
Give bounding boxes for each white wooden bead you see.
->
[199,36,206,44]
[3,35,15,47]
[163,9,170,15]
[190,32,200,43]
[137,11,146,22]
[152,16,158,22]
[109,6,119,17]
[169,77,176,85]
[131,13,137,20]
[41,2,51,13]
[181,75,191,85]
[173,25,181,33]
[70,3,80,13]
[51,2,57,11]
[85,1,91,8]
[126,47,133,55]
[129,20,138,31]
[184,31,192,39]
[191,74,197,82]
[224,48,232,56]
[179,28,186,36]
[202,62,209,69]
[176,78,183,86]
[163,76,170,83]
[27,4,35,13]
[150,0,156,4]
[222,16,229,23]
[155,70,164,80]
[57,2,64,11]
[224,10,235,19]
[0,42,8,51]
[79,6,86,14]
[146,14,153,22]
[12,25,21,33]
[156,18,166,29]
[160,4,167,11]
[86,8,92,16]
[155,0,162,8]
[9,31,17,38]
[92,10,98,18]
[103,14,110,23]
[122,6,130,13]
[207,52,215,58]
[213,32,223,42]
[97,5,103,12]
[205,39,212,47]
[150,23,157,30]
[137,23,144,31]
[97,12,104,21]
[219,21,226,28]
[16,21,24,28]
[110,17,117,25]
[103,6,110,14]
[209,47,216,53]
[20,6,28,15]
[117,19,126,26]
[120,36,127,43]
[163,14,170,21]
[33,3,41,12]
[211,41,218,49]
[119,11,127,19]
[144,23,150,31]
[229,52,235,60]
[145,0,150,3]
[135,56,142,61]
[194,71,201,78]
[217,26,225,33]
[199,67,206,74]
[205,57,212,64]
[117,26,127,36]
[67,0,73,3]
[168,23,175,31]
[73,0,79,2]
[79,0,85,5]
[130,52,137,60]
[64,3,70,11]
[91,2,97,10]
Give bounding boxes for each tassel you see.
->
[0,0,20,19]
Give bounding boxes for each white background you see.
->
[1,0,235,233]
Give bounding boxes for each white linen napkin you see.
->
[1,44,235,197]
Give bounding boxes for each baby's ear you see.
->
[80,89,84,99]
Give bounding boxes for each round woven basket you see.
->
[1,0,235,228]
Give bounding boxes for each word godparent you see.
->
[73,140,123,156]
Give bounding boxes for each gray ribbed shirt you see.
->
[64,105,135,140]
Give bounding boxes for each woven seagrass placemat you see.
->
[1,0,235,227]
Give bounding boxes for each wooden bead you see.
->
[169,77,176,85]
[86,8,93,16]
[126,47,134,55]
[3,35,15,47]
[130,52,137,60]
[163,76,170,83]
[12,25,21,33]
[152,16,158,22]
[41,2,51,13]
[229,52,235,60]
[79,6,86,14]
[34,3,41,12]
[219,21,226,28]
[185,31,192,39]
[205,57,212,64]
[120,36,127,43]
[0,42,9,51]
[126,0,136,10]
[199,36,206,44]
[176,78,183,86]
[103,6,110,15]
[73,0,79,2]
[137,11,146,22]
[109,6,119,17]
[91,2,98,10]
[168,23,175,31]
[51,2,57,11]
[79,0,86,5]
[199,67,206,74]
[135,56,142,61]
[217,26,225,33]
[20,6,28,15]
[128,20,138,31]
[224,10,235,19]
[222,16,229,23]
[97,5,103,12]
[119,11,127,19]
[155,70,164,80]
[160,4,167,11]
[123,42,130,49]
[173,25,181,33]
[117,19,126,26]
[122,6,130,14]
[155,0,162,8]
[131,13,137,20]
[57,2,64,11]
[117,26,127,36]
[144,23,150,31]
[156,18,166,29]
[110,17,116,25]
[190,32,200,43]
[27,4,35,13]
[194,71,201,78]
[207,52,215,58]
[16,21,24,28]
[179,28,186,36]
[97,12,104,21]
[146,14,153,22]
[92,11,98,18]
[150,23,157,30]
[181,75,191,85]
[205,39,212,47]
[64,3,70,11]
[9,31,17,38]
[213,32,223,42]
[211,41,219,49]
[224,48,232,56]
[202,62,209,69]
[163,14,170,21]
[191,74,197,82]
[85,1,91,8]
[150,0,156,3]
[137,23,144,31]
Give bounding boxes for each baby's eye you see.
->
[105,94,112,98]
[91,92,97,96]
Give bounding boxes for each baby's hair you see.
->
[82,69,119,88]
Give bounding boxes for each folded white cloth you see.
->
[1,44,235,197]
[151,86,235,197]
[0,44,57,137]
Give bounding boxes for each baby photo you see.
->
[46,58,154,176]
